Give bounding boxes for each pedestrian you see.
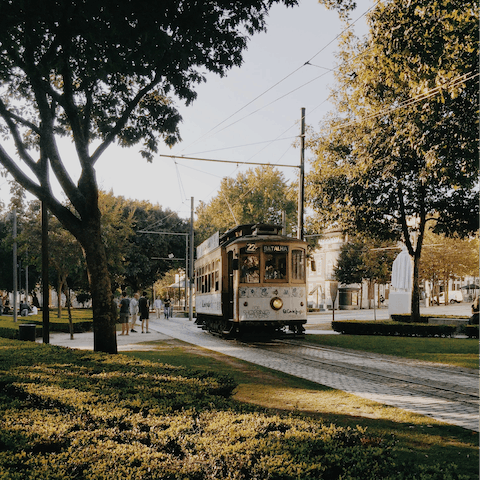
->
[118,291,130,336]
[139,291,150,333]
[154,297,163,318]
[164,297,171,319]
[469,296,479,325]
[20,301,30,316]
[130,292,139,332]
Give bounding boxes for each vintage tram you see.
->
[195,224,307,336]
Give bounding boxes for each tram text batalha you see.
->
[194,224,307,337]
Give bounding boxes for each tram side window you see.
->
[264,251,287,281]
[215,259,220,291]
[239,247,259,283]
[292,249,305,281]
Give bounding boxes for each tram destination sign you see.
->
[263,245,288,253]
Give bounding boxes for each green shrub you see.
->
[0,339,473,479]
[332,321,457,337]
[461,325,479,338]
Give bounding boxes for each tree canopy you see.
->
[195,165,297,242]
[0,0,318,352]
[307,0,479,320]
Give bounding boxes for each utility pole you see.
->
[42,202,49,343]
[297,107,305,240]
[12,207,17,323]
[189,197,194,322]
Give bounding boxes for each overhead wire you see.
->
[182,0,382,152]
[321,71,479,135]
[167,0,394,211]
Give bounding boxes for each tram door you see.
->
[226,251,234,320]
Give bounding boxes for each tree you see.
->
[195,166,297,242]
[0,0,360,352]
[307,0,479,321]
[334,235,397,308]
[122,200,189,293]
[20,201,85,317]
[419,228,479,304]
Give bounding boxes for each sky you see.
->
[0,0,373,221]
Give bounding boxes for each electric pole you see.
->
[297,107,305,240]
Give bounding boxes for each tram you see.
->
[195,224,307,336]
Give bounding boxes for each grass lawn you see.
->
[301,334,479,369]
[123,338,479,479]
[0,308,93,327]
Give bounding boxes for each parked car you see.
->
[436,291,463,304]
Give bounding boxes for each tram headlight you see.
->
[270,297,283,311]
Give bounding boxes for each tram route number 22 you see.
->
[246,244,258,252]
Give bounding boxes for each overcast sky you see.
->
[0,0,373,220]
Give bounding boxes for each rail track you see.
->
[245,338,479,406]
[153,319,480,431]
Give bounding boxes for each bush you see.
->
[332,321,457,337]
[461,325,479,339]
[0,339,471,479]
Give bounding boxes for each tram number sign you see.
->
[263,245,288,253]
[246,243,258,252]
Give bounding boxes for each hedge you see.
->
[460,325,479,339]
[0,321,93,340]
[3,339,465,480]
[332,321,457,337]
[391,314,469,324]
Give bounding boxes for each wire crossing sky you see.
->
[0,0,373,219]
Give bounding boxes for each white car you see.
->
[436,291,463,304]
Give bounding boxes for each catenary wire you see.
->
[182,0,381,152]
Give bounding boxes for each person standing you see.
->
[164,297,171,319]
[130,292,139,332]
[154,297,163,318]
[139,291,150,333]
[118,291,130,336]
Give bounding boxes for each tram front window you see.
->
[240,247,259,283]
[264,247,287,281]
[292,249,305,281]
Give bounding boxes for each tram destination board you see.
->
[263,245,288,253]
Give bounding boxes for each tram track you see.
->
[238,338,479,407]
[152,318,479,430]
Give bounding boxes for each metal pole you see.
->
[189,197,194,322]
[185,235,188,310]
[12,207,17,323]
[42,201,49,343]
[297,107,305,240]
[25,263,29,303]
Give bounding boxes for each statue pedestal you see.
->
[388,291,411,316]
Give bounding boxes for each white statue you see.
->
[391,249,412,291]
[389,248,413,316]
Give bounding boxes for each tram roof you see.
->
[220,223,294,246]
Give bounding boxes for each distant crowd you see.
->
[117,292,173,336]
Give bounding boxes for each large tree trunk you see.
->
[78,214,118,354]
[411,251,421,323]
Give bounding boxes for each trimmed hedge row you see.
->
[391,314,469,324]
[460,325,480,339]
[332,321,457,337]
[0,321,93,340]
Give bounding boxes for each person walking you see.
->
[118,291,130,336]
[130,292,139,332]
[164,297,171,319]
[139,291,150,333]
[154,297,163,318]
